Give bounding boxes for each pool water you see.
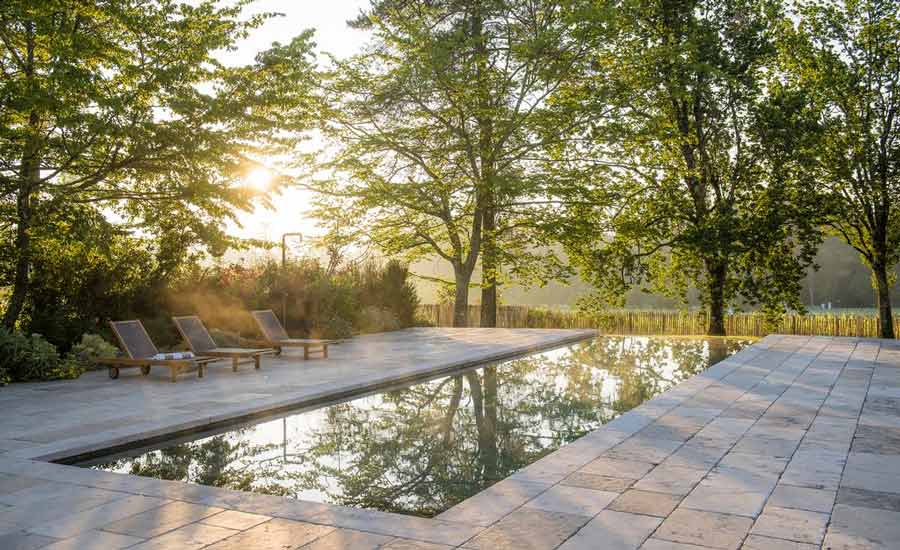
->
[85,336,751,517]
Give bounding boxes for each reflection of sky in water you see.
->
[90,336,751,517]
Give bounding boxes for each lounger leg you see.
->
[304,345,310,360]
[323,345,328,359]
[170,367,178,383]
[254,355,261,369]
[199,364,205,378]
[232,357,239,372]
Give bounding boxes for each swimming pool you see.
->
[83,336,751,517]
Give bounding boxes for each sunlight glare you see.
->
[246,167,273,191]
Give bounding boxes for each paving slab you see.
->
[824,504,900,549]
[462,507,588,549]
[28,494,169,538]
[841,452,900,494]
[655,508,753,550]
[835,486,900,512]
[202,518,333,550]
[99,500,223,539]
[199,510,271,530]
[436,478,548,526]
[768,485,835,513]
[750,505,829,545]
[560,471,636,492]
[558,509,662,550]
[608,489,682,517]
[300,528,395,549]
[40,529,144,550]
[382,540,453,550]
[123,521,238,550]
[741,534,817,549]
[522,484,618,517]
[633,464,708,495]
[578,456,655,479]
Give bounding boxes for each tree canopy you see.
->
[547,0,824,334]
[780,0,900,338]
[314,0,586,327]
[0,0,318,327]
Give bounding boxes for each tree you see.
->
[551,0,822,334]
[782,0,900,338]
[0,0,318,328]
[316,0,585,327]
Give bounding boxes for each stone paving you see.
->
[0,330,898,549]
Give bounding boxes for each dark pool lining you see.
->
[56,333,595,466]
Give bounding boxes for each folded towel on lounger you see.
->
[151,351,195,360]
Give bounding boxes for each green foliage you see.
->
[167,258,420,341]
[3,205,183,349]
[69,333,119,365]
[549,0,824,334]
[780,0,900,337]
[316,0,583,326]
[0,0,319,327]
[0,328,84,384]
[358,306,401,334]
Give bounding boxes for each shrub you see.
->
[317,316,355,339]
[358,306,401,334]
[0,328,85,384]
[70,333,119,366]
[167,257,420,340]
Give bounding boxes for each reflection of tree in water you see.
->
[99,433,292,496]
[97,337,750,517]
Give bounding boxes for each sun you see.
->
[246,167,272,190]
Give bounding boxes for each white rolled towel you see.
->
[151,351,196,360]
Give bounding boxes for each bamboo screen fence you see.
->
[416,304,898,338]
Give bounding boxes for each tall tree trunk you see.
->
[873,262,896,339]
[480,205,498,328]
[3,186,33,329]
[3,26,38,329]
[453,267,472,327]
[471,3,498,329]
[706,260,728,336]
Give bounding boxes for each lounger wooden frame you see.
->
[96,320,217,383]
[250,309,337,359]
[172,315,274,371]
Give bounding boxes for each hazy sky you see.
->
[224,1,371,255]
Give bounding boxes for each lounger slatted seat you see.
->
[97,320,217,382]
[251,309,336,359]
[173,315,274,371]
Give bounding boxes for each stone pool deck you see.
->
[0,330,897,549]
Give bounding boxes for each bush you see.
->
[167,257,420,340]
[0,328,84,384]
[358,306,401,333]
[317,316,355,339]
[70,333,119,366]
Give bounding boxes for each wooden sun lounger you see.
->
[172,315,274,371]
[97,320,217,382]
[251,309,337,359]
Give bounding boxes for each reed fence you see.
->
[416,304,898,338]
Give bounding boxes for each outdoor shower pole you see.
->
[281,232,303,332]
